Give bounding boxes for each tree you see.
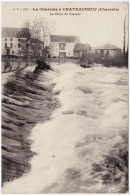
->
[19,18,53,70]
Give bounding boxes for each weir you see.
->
[2,63,128,193]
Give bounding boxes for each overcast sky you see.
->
[2,1,128,48]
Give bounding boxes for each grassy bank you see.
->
[80,53,128,68]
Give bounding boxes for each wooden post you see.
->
[123,15,126,57]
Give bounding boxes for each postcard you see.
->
[1,1,128,194]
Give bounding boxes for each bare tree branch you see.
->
[19,18,54,70]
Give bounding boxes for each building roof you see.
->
[50,35,80,43]
[95,44,121,50]
[2,27,30,38]
[74,43,90,51]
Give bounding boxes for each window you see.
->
[12,51,14,54]
[10,38,13,41]
[59,43,66,50]
[5,38,7,41]
[26,43,29,49]
[106,50,109,55]
[5,43,7,48]
[18,50,21,55]
[18,38,23,42]
[10,43,13,48]
[18,43,21,48]
[100,50,104,54]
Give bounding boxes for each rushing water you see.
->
[2,63,128,193]
[2,67,58,184]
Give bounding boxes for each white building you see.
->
[73,43,91,58]
[2,29,91,58]
[94,44,122,57]
[49,35,81,57]
[2,27,29,57]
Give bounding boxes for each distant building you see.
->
[2,27,30,57]
[73,43,91,58]
[4,28,122,59]
[94,44,122,56]
[50,35,81,58]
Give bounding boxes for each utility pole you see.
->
[123,15,126,57]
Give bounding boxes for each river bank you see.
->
[2,62,128,193]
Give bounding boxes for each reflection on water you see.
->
[2,59,36,73]
[2,68,58,184]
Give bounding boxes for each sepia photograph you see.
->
[1,1,129,194]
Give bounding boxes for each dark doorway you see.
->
[59,52,66,58]
[6,49,10,55]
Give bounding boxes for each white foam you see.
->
[2,63,128,193]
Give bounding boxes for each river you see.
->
[2,62,128,193]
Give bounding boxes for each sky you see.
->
[2,1,128,48]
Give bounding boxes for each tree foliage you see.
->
[19,18,54,70]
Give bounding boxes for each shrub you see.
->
[79,52,128,67]
[103,54,128,67]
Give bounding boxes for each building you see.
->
[49,35,81,58]
[94,44,122,56]
[2,28,91,58]
[73,43,91,58]
[2,27,30,57]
